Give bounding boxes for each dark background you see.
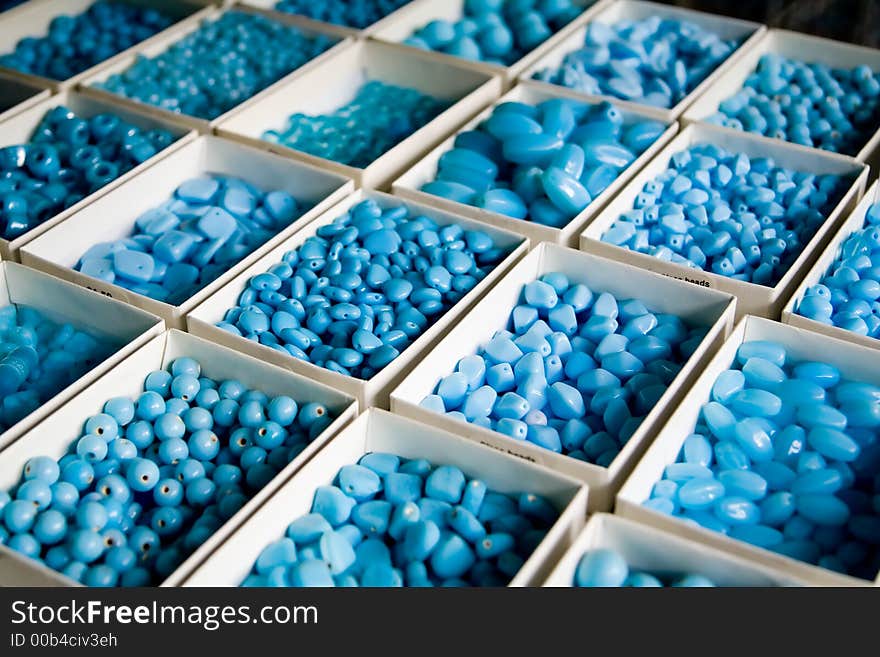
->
[659,0,880,47]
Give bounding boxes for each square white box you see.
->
[0,329,358,587]
[0,72,50,123]
[369,0,614,86]
[579,123,868,319]
[782,179,880,350]
[240,0,425,39]
[18,135,355,329]
[390,242,737,512]
[0,261,164,452]
[215,39,502,189]
[81,4,353,132]
[182,408,589,587]
[0,0,216,90]
[616,315,880,587]
[684,30,880,169]
[518,0,765,123]
[0,90,196,262]
[392,83,678,246]
[186,188,529,409]
[543,513,808,586]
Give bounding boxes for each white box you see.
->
[215,39,502,189]
[543,513,808,586]
[0,329,358,587]
[781,181,880,350]
[0,72,50,123]
[518,0,765,123]
[183,408,589,587]
[186,189,529,409]
[392,83,678,247]
[616,315,880,587]
[0,261,164,452]
[369,0,614,86]
[18,135,354,329]
[80,4,353,133]
[684,30,880,169]
[390,242,737,512]
[0,90,196,262]
[0,0,215,90]
[240,0,425,39]
[580,123,868,320]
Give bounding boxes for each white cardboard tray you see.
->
[0,90,197,262]
[186,188,529,410]
[182,408,589,587]
[392,83,678,247]
[0,329,358,587]
[390,242,737,512]
[0,0,215,90]
[0,72,50,123]
[18,135,354,329]
[517,0,766,123]
[683,29,880,168]
[579,122,868,319]
[0,261,164,452]
[543,513,808,586]
[781,181,880,350]
[615,315,880,587]
[215,38,502,189]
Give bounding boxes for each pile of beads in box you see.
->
[215,198,508,380]
[0,106,176,241]
[0,1,174,80]
[532,16,741,108]
[796,199,880,338]
[0,305,114,434]
[644,340,880,580]
[706,55,880,155]
[573,547,717,587]
[242,452,559,587]
[274,0,410,29]
[419,272,708,466]
[263,81,450,169]
[403,0,583,65]
[599,144,851,286]
[94,12,334,120]
[0,357,336,586]
[74,175,305,306]
[419,98,666,227]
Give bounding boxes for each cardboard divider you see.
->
[186,188,529,409]
[0,72,50,123]
[0,0,216,90]
[182,408,589,587]
[517,0,766,123]
[0,90,196,262]
[0,262,164,451]
[579,123,868,319]
[241,0,425,38]
[0,329,358,587]
[18,135,354,329]
[781,179,880,349]
[391,83,678,246]
[79,4,354,132]
[683,29,880,170]
[615,315,879,586]
[390,242,737,512]
[214,39,502,189]
[543,513,808,586]
[368,0,614,87]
